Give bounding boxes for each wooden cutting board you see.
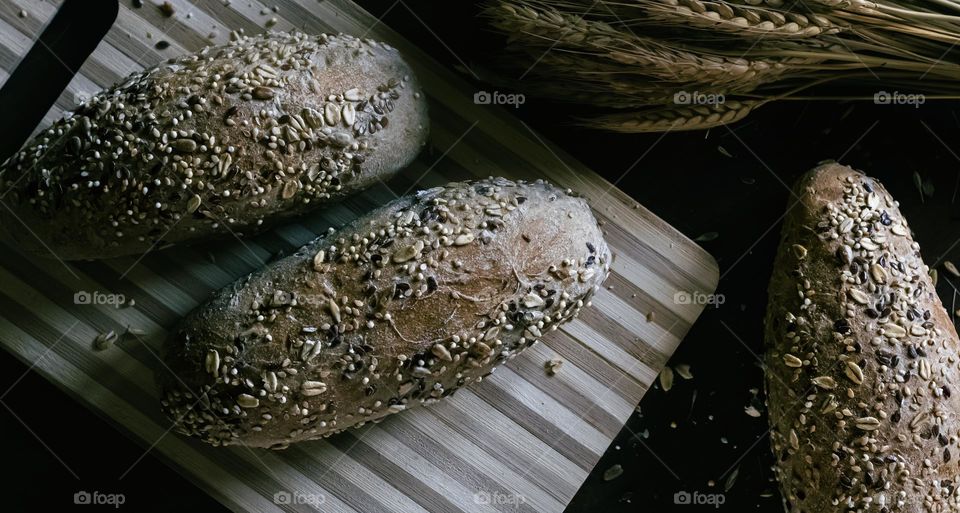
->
[0,1,719,512]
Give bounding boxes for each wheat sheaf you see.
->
[483,0,960,132]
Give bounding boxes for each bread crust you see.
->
[158,178,610,449]
[0,31,428,259]
[765,162,960,512]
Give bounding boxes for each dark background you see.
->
[5,1,960,511]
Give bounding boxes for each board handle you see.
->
[0,0,118,165]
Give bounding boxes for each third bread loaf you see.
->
[765,162,960,511]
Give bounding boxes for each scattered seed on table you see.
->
[94,330,118,351]
[545,358,563,376]
[724,466,740,492]
[945,261,960,278]
[659,366,674,392]
[159,1,175,17]
[603,464,623,481]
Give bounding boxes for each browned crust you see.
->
[0,31,428,260]
[158,177,610,449]
[765,162,960,512]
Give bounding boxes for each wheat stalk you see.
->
[636,0,844,38]
[583,100,765,132]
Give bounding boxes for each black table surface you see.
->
[5,1,960,511]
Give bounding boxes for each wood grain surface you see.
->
[0,1,719,512]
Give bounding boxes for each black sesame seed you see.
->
[155,40,171,50]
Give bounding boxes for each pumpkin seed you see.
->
[431,343,452,361]
[783,354,803,368]
[882,324,907,338]
[205,349,220,376]
[453,233,474,246]
[324,103,340,125]
[328,298,341,324]
[237,394,260,408]
[869,263,887,284]
[342,103,356,126]
[844,361,864,384]
[674,364,694,380]
[848,289,870,305]
[301,380,328,396]
[855,416,880,431]
[185,194,202,214]
[523,293,544,308]
[791,244,808,260]
[946,261,960,278]
[393,241,424,263]
[313,250,326,271]
[659,366,674,392]
[812,376,836,389]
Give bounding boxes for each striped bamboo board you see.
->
[0,1,719,512]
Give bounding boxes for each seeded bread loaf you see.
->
[0,31,428,260]
[158,177,610,449]
[765,162,960,512]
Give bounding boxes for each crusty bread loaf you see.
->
[765,162,960,512]
[0,31,428,260]
[158,177,610,449]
